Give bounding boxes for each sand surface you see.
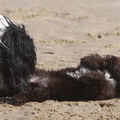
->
[1,0,120,119]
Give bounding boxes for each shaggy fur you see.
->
[80,54,104,71]
[0,16,120,106]
[0,16,36,97]
[104,55,120,81]
[12,54,119,105]
[103,55,120,97]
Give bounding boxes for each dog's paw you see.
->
[12,96,23,106]
[12,93,28,106]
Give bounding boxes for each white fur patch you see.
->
[104,71,116,86]
[66,67,90,79]
[30,76,39,83]
[66,68,116,86]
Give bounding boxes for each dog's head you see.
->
[0,15,36,92]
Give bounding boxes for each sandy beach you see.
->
[1,0,120,119]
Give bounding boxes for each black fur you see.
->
[0,16,36,96]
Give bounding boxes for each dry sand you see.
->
[0,0,120,119]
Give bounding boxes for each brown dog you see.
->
[12,54,119,105]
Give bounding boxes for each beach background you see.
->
[0,0,120,119]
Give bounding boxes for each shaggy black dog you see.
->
[0,15,36,97]
[12,54,120,105]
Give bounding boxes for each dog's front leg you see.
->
[12,92,29,105]
[12,85,49,105]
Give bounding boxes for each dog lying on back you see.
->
[12,54,120,105]
[0,15,36,97]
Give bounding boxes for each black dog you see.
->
[0,15,36,97]
[12,54,120,105]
